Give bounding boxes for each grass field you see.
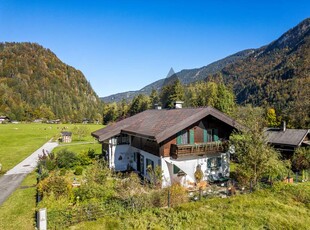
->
[70,182,310,230]
[0,123,103,229]
[0,172,37,230]
[0,123,103,173]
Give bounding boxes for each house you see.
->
[265,122,310,158]
[92,103,243,188]
[0,116,10,123]
[61,131,72,143]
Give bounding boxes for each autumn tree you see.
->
[266,108,280,127]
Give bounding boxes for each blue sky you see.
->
[0,1,309,97]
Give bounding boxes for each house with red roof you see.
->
[92,102,243,187]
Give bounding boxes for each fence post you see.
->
[37,208,47,230]
[250,181,252,192]
[167,189,170,208]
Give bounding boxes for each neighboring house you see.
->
[0,116,10,123]
[92,104,243,188]
[265,122,310,158]
[61,131,72,143]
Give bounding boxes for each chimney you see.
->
[154,103,162,110]
[174,101,184,109]
[282,121,286,132]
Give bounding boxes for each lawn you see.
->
[0,172,37,230]
[0,123,103,173]
[0,123,103,229]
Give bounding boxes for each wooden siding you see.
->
[160,136,176,157]
[131,136,160,156]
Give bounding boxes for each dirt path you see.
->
[0,141,58,206]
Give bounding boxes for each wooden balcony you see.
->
[170,141,228,159]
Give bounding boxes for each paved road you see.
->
[0,141,58,206]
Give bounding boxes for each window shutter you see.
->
[203,129,207,143]
[177,132,182,145]
[213,129,219,141]
[189,129,195,144]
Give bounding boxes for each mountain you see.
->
[101,18,309,127]
[219,18,310,127]
[0,42,102,122]
[101,49,254,103]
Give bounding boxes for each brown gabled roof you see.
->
[265,128,309,147]
[92,106,244,143]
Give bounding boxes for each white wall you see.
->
[113,144,132,171]
[162,152,230,188]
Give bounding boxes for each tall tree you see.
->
[149,89,160,107]
[160,79,184,108]
[129,94,150,116]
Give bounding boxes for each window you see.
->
[203,128,219,142]
[146,158,154,169]
[116,134,129,145]
[177,130,188,144]
[177,129,194,145]
[146,158,154,175]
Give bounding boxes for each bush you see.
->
[77,151,92,166]
[45,159,56,171]
[59,168,67,176]
[74,166,83,175]
[38,175,72,199]
[87,148,96,159]
[56,149,79,169]
[162,183,188,207]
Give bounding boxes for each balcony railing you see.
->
[170,141,228,159]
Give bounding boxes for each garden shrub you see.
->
[56,149,79,168]
[74,181,113,202]
[74,166,83,175]
[77,150,92,165]
[87,148,97,159]
[59,168,67,176]
[38,175,72,199]
[45,159,56,171]
[162,183,188,207]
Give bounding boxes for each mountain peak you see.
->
[166,67,175,78]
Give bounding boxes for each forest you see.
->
[0,42,102,122]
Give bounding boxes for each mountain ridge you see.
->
[101,48,254,103]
